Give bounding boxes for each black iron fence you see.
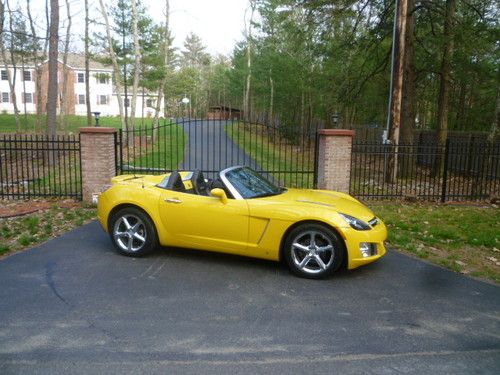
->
[351,139,500,201]
[118,118,319,188]
[0,134,81,200]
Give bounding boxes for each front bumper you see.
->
[343,221,388,269]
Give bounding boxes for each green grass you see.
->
[371,202,500,283]
[130,123,186,170]
[225,122,315,188]
[0,113,124,134]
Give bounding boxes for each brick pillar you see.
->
[316,129,354,193]
[80,127,117,203]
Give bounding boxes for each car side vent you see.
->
[368,217,378,227]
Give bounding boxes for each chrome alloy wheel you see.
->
[291,230,334,274]
[113,214,147,253]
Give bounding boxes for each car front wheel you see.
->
[283,223,344,279]
[109,207,158,257]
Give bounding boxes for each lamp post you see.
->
[331,113,340,128]
[92,111,101,127]
[181,97,190,119]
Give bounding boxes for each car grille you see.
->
[368,217,378,227]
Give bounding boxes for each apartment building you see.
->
[0,53,163,118]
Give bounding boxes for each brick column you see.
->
[316,129,354,193]
[80,127,117,203]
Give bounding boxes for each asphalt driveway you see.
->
[178,119,264,180]
[0,221,499,374]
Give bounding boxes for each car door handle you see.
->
[165,198,182,204]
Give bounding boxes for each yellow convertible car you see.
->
[97,166,387,279]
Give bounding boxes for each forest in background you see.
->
[0,0,498,141]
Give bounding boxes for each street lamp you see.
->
[331,113,340,128]
[92,111,101,127]
[181,97,190,119]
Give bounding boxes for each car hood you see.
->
[276,188,375,221]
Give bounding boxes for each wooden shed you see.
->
[207,106,242,120]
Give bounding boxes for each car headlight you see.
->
[339,213,371,231]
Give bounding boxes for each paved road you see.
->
[0,221,499,374]
[177,119,263,180]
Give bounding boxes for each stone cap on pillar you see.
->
[318,129,355,137]
[79,127,117,134]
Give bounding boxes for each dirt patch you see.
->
[0,199,80,218]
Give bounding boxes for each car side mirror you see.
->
[210,188,228,204]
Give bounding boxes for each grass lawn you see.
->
[128,123,186,171]
[0,113,125,133]
[225,122,315,188]
[370,202,500,283]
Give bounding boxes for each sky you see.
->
[148,0,250,56]
[14,0,251,57]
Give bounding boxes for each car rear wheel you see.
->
[109,207,158,257]
[283,223,344,279]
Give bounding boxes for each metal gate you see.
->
[117,118,319,188]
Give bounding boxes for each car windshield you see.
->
[224,167,283,199]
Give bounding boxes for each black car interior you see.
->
[163,171,186,193]
[158,170,233,198]
[190,170,210,196]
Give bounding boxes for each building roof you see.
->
[0,52,112,71]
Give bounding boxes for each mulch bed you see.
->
[0,199,80,218]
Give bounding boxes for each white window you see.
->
[1,92,9,103]
[97,75,109,84]
[23,93,33,103]
[99,95,108,105]
[146,99,155,108]
[77,73,85,83]
[124,98,130,107]
[78,94,86,105]
[23,70,32,81]
[1,70,7,80]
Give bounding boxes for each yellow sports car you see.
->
[97,166,387,279]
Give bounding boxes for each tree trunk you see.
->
[84,0,91,125]
[3,1,20,132]
[399,0,416,179]
[269,69,274,127]
[244,1,256,122]
[21,55,28,130]
[60,0,72,132]
[27,0,49,133]
[98,0,126,132]
[386,0,408,183]
[154,0,170,133]
[432,0,456,177]
[46,0,59,137]
[130,0,141,131]
[0,1,3,34]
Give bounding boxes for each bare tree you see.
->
[59,0,71,131]
[0,0,21,132]
[153,0,170,128]
[129,0,141,131]
[98,0,125,131]
[27,0,49,133]
[84,0,91,125]
[0,1,3,34]
[46,0,59,137]
[243,0,256,121]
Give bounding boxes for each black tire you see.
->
[283,223,344,279]
[109,207,158,257]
